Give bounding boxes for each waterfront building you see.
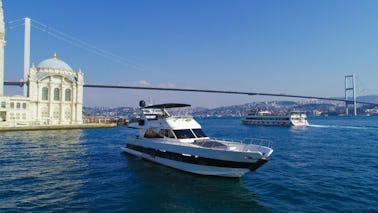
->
[0,0,84,127]
[0,55,84,127]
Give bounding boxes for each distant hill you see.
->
[357,95,378,103]
[334,95,378,104]
[83,95,378,118]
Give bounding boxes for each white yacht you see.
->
[241,110,309,127]
[122,101,273,178]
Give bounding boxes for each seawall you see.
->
[0,123,117,132]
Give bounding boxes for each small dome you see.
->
[37,53,73,71]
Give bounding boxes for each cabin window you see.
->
[159,129,175,138]
[42,87,49,100]
[54,88,60,101]
[173,129,195,139]
[65,89,72,101]
[192,129,207,138]
[144,129,164,138]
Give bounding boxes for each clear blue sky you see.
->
[3,0,378,108]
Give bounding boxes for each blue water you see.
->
[1,117,377,212]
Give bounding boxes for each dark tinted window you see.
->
[173,129,195,139]
[144,129,163,138]
[192,128,207,138]
[159,129,175,138]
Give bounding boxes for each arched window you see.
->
[42,87,49,100]
[65,89,72,101]
[54,88,60,101]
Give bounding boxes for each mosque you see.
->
[0,0,84,128]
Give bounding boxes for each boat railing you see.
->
[243,138,273,149]
[211,137,273,150]
[166,115,193,120]
[125,133,272,151]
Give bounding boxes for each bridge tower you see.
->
[0,0,5,96]
[345,74,357,116]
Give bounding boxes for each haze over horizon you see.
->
[2,0,378,108]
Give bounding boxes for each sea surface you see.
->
[1,116,377,212]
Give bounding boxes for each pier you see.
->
[0,123,116,132]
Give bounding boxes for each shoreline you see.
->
[0,123,117,132]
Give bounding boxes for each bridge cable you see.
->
[30,19,146,71]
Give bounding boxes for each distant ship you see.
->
[241,110,309,127]
[122,100,273,177]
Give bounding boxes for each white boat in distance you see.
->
[122,101,273,178]
[241,110,309,127]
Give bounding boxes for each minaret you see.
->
[0,0,5,96]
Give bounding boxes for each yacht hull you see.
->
[122,140,269,177]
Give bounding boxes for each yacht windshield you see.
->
[192,128,207,138]
[173,129,195,139]
[159,129,175,138]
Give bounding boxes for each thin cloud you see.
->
[130,80,176,88]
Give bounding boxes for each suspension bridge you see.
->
[4,80,377,105]
[4,18,378,115]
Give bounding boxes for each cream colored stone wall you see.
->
[0,96,30,127]
[0,65,84,127]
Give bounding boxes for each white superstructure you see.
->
[122,101,273,177]
[241,110,309,127]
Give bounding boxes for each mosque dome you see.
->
[37,53,73,71]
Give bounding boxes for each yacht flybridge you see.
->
[122,101,273,177]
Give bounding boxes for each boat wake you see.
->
[308,124,378,130]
